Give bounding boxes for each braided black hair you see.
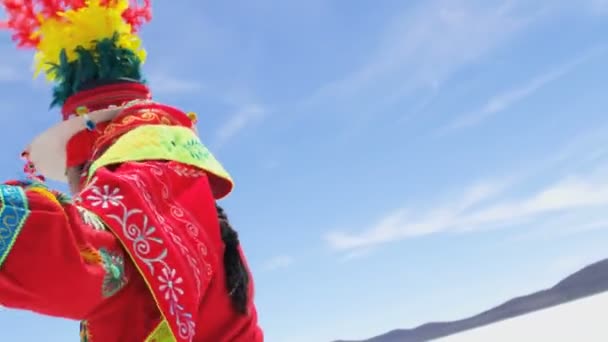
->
[216,204,250,314]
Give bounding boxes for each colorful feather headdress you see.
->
[0,1,234,199]
[0,0,152,107]
[0,0,153,180]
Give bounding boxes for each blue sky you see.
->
[1,1,608,341]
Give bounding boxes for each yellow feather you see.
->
[33,0,146,80]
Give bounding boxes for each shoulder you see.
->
[80,161,215,205]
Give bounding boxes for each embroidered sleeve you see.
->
[0,183,130,319]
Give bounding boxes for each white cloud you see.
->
[262,255,294,271]
[338,248,376,263]
[146,72,202,94]
[439,47,606,132]
[512,208,608,241]
[325,181,508,250]
[214,104,266,148]
[559,219,608,235]
[303,0,537,113]
[325,166,608,252]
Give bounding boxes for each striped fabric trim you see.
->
[0,185,31,268]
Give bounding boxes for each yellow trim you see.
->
[145,320,175,342]
[88,125,233,196]
[28,187,62,207]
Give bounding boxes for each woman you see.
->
[0,1,263,341]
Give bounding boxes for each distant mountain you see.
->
[335,258,608,342]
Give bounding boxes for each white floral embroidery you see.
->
[86,184,124,208]
[159,266,185,301]
[84,175,197,341]
[123,165,207,297]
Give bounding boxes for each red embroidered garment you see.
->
[0,2,263,340]
[0,161,263,341]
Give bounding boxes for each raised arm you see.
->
[0,182,131,319]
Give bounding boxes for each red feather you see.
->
[1,0,41,48]
[0,0,152,49]
[122,0,152,32]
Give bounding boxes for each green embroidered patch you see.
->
[99,248,127,297]
[0,185,30,268]
[182,139,207,160]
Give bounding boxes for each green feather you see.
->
[49,34,146,107]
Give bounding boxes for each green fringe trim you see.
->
[47,33,146,108]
